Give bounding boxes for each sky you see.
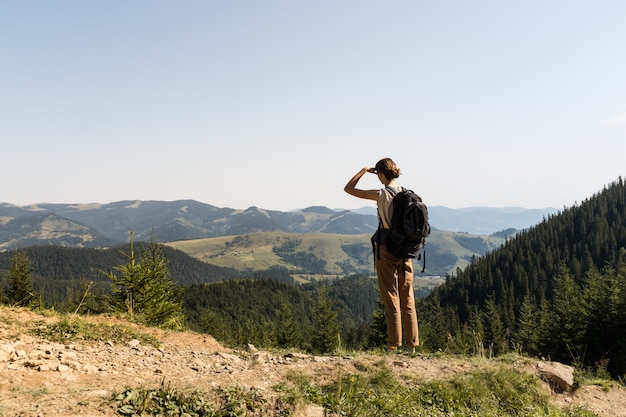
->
[2,1,625,212]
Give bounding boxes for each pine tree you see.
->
[5,251,36,307]
[106,232,183,328]
[277,301,302,349]
[467,306,486,356]
[515,295,539,353]
[417,295,453,351]
[311,285,339,354]
[484,297,507,356]
[534,266,586,363]
[581,266,626,376]
[366,300,387,349]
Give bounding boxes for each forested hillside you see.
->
[182,274,380,350]
[0,245,244,308]
[419,178,626,376]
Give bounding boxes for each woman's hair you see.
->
[375,158,401,180]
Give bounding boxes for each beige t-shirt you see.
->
[377,185,402,229]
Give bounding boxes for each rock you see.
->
[128,339,141,349]
[284,352,305,360]
[24,360,43,369]
[39,361,60,372]
[38,344,55,355]
[246,343,258,352]
[59,350,78,360]
[57,363,71,373]
[393,360,409,368]
[83,364,100,374]
[217,352,241,363]
[536,361,575,393]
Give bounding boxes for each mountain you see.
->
[0,200,558,278]
[420,178,626,376]
[0,200,551,251]
[428,206,557,235]
[0,211,118,250]
[0,201,377,247]
[345,205,558,235]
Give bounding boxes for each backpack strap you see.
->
[384,185,402,197]
[373,186,399,262]
[372,207,382,262]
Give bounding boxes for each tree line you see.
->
[419,177,626,376]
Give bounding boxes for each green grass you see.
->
[113,381,216,416]
[274,364,599,417]
[166,230,502,278]
[167,231,374,274]
[28,315,160,347]
[113,382,288,417]
[111,362,599,417]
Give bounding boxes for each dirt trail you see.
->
[1,308,625,417]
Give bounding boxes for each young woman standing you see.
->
[344,157,419,352]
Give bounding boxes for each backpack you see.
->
[372,186,431,272]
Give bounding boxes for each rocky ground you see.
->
[1,307,626,417]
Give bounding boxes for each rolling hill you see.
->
[166,229,506,278]
[0,199,552,277]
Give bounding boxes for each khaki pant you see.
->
[375,244,419,349]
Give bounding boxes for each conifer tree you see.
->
[534,266,586,363]
[5,251,36,307]
[366,300,387,349]
[612,265,626,376]
[106,232,183,328]
[277,301,302,349]
[417,295,453,351]
[311,285,339,354]
[484,297,507,355]
[581,266,626,376]
[515,295,539,353]
[467,306,486,355]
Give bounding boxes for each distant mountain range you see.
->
[0,200,557,251]
[344,206,558,235]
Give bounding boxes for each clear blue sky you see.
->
[2,1,625,211]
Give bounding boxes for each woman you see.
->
[344,157,419,352]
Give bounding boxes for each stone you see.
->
[83,364,100,374]
[536,361,575,393]
[57,363,71,373]
[128,339,141,349]
[393,360,409,368]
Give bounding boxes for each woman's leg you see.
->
[399,258,419,349]
[375,244,402,348]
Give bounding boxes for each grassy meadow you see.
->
[166,230,504,281]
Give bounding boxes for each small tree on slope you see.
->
[105,232,183,328]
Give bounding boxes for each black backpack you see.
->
[373,186,431,272]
